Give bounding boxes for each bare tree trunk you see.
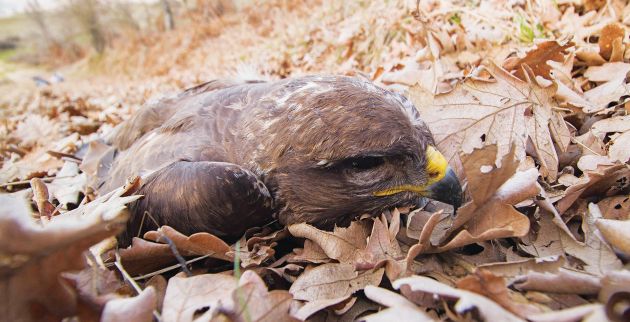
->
[114,2,141,31]
[25,0,58,46]
[85,0,105,53]
[67,0,106,54]
[161,0,176,30]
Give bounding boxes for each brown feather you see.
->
[92,75,438,241]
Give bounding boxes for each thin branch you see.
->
[114,251,143,293]
[133,254,211,280]
[571,135,604,157]
[157,230,192,277]
[114,252,163,322]
[0,176,75,188]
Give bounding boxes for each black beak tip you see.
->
[428,167,463,212]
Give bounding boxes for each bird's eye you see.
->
[347,156,385,170]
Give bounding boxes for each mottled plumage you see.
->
[93,76,462,246]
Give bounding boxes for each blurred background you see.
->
[0,0,423,101]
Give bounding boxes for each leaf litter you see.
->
[1,0,630,321]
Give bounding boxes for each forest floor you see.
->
[1,0,630,321]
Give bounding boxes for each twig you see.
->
[551,106,573,112]
[137,212,193,277]
[157,229,192,277]
[133,254,211,280]
[114,251,143,294]
[78,194,90,207]
[136,211,154,239]
[114,252,163,322]
[261,219,278,228]
[50,203,64,217]
[46,150,82,162]
[571,135,603,157]
[0,175,75,188]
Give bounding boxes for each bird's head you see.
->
[253,76,462,228]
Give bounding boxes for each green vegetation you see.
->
[0,48,17,62]
[515,15,546,43]
[449,12,462,25]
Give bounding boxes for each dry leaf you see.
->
[457,270,542,317]
[101,287,157,322]
[0,147,64,185]
[289,263,383,302]
[161,274,237,322]
[527,304,602,322]
[289,239,331,264]
[13,114,56,148]
[599,270,630,304]
[590,115,630,141]
[410,62,562,181]
[583,62,630,113]
[598,23,626,62]
[573,131,606,157]
[597,195,630,220]
[246,227,289,250]
[305,296,381,322]
[514,269,601,295]
[361,285,433,322]
[519,206,622,276]
[80,139,116,189]
[0,187,139,321]
[62,266,126,321]
[146,275,167,312]
[30,177,56,217]
[563,203,623,275]
[405,210,442,261]
[118,237,181,276]
[292,296,351,321]
[360,214,405,280]
[504,41,573,81]
[609,131,630,163]
[393,275,524,322]
[381,59,437,90]
[47,161,86,207]
[403,208,435,241]
[231,234,277,268]
[288,220,371,264]
[4,2,630,321]
[553,79,597,111]
[415,145,536,253]
[518,212,573,258]
[119,225,233,276]
[222,271,297,322]
[144,225,232,261]
[476,255,565,277]
[556,156,630,214]
[596,218,630,256]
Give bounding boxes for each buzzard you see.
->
[92,76,462,246]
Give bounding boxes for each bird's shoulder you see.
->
[108,79,269,150]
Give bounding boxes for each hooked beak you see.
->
[424,167,462,210]
[372,146,463,211]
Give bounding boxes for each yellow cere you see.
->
[424,145,448,185]
[373,145,448,197]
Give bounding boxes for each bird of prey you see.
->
[90,75,462,246]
